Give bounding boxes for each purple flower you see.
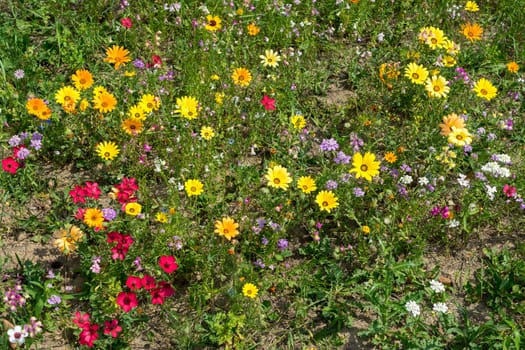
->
[350,132,364,152]
[16,148,30,160]
[325,180,338,190]
[334,151,351,164]
[353,187,365,197]
[102,208,117,221]
[261,237,269,246]
[257,218,266,228]
[8,135,21,147]
[133,59,145,69]
[253,259,266,268]
[276,239,289,251]
[47,294,62,305]
[46,270,55,279]
[14,69,25,79]
[400,163,412,173]
[320,138,339,151]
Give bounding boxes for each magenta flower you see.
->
[260,95,276,110]
[116,292,138,312]
[103,319,123,338]
[159,255,179,274]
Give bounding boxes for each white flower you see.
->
[429,279,446,293]
[448,219,460,228]
[7,325,28,345]
[457,174,470,188]
[418,176,429,186]
[481,162,511,178]
[377,32,385,42]
[399,175,413,185]
[405,300,421,317]
[485,184,497,201]
[432,302,448,313]
[493,154,511,165]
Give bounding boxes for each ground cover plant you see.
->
[1,0,524,348]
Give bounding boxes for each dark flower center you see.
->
[360,164,368,172]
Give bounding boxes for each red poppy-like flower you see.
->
[141,274,156,290]
[103,319,123,338]
[150,288,165,305]
[260,95,276,111]
[121,17,133,29]
[125,276,143,290]
[159,255,179,274]
[79,324,99,347]
[2,157,19,174]
[116,291,138,312]
[503,184,517,198]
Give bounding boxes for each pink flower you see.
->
[74,207,87,220]
[152,55,162,67]
[79,324,99,347]
[84,182,101,199]
[503,184,517,198]
[141,274,156,290]
[121,17,133,29]
[157,281,175,298]
[159,255,179,274]
[260,95,276,110]
[73,311,91,329]
[69,185,87,204]
[103,319,122,338]
[125,276,143,290]
[116,292,138,312]
[2,157,19,174]
[150,288,165,305]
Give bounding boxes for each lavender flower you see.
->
[319,138,339,151]
[350,132,364,152]
[261,237,269,246]
[133,59,145,69]
[16,148,30,160]
[325,180,338,190]
[14,69,25,79]
[8,135,22,147]
[353,187,365,197]
[47,294,62,305]
[102,208,117,221]
[276,239,289,251]
[333,151,350,164]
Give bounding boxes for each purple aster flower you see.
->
[16,148,30,160]
[257,218,266,228]
[340,173,351,183]
[320,138,339,152]
[325,180,338,190]
[353,187,365,197]
[102,208,117,221]
[269,222,281,231]
[400,163,412,172]
[350,132,364,152]
[261,237,269,246]
[334,151,350,164]
[47,295,62,305]
[253,259,266,268]
[14,69,25,79]
[133,59,145,69]
[487,133,496,141]
[276,239,289,251]
[8,135,21,147]
[30,139,42,150]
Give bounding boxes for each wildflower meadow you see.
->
[1,0,525,349]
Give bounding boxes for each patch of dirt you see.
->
[316,84,357,107]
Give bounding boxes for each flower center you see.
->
[191,186,196,192]
[431,38,437,44]
[480,89,487,95]
[456,135,463,140]
[80,79,86,84]
[360,164,368,172]
[412,73,419,79]
[273,178,280,184]
[322,201,328,207]
[64,96,71,101]
[102,102,108,108]
[210,20,216,26]
[104,152,111,157]
[433,85,441,92]
[223,228,229,234]
[467,31,473,37]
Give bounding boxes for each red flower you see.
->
[503,184,517,198]
[74,207,87,220]
[84,182,101,199]
[152,55,162,67]
[73,311,91,329]
[126,276,143,290]
[79,324,99,347]
[142,274,156,290]
[69,185,87,204]
[116,291,138,312]
[121,17,133,29]
[103,319,123,338]
[260,95,276,111]
[159,255,179,274]
[157,281,175,298]
[2,157,19,174]
[150,288,165,305]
